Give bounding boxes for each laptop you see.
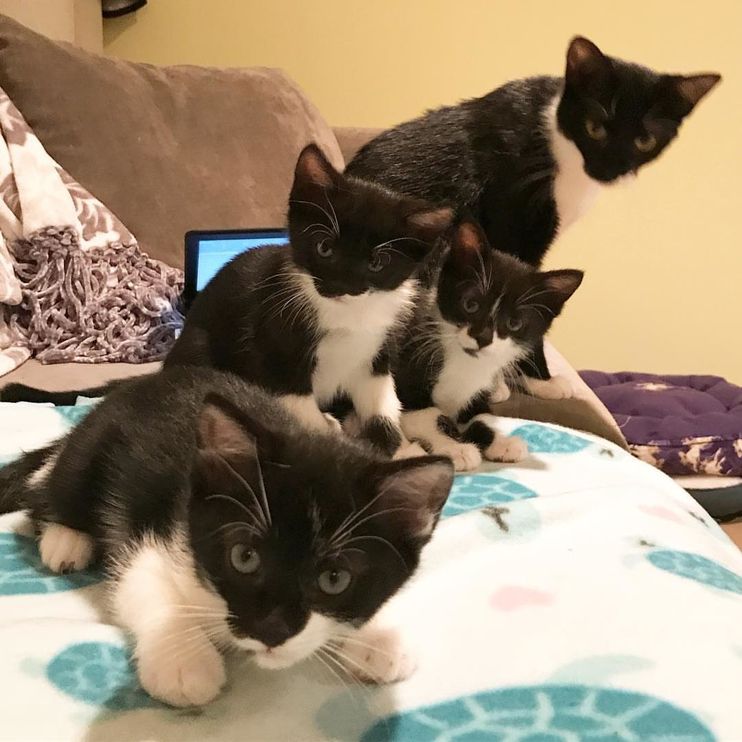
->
[183,228,289,309]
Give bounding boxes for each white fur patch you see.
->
[280,393,333,431]
[111,532,230,707]
[401,408,481,472]
[524,375,574,400]
[39,523,94,573]
[347,372,400,424]
[296,273,414,415]
[490,375,512,404]
[432,322,524,418]
[544,95,602,235]
[468,414,529,463]
[337,623,416,684]
[237,612,344,671]
[27,449,59,489]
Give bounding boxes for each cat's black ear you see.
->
[406,205,455,241]
[535,269,584,315]
[668,74,721,116]
[446,219,488,270]
[293,143,340,190]
[197,394,271,458]
[373,456,454,540]
[565,37,611,90]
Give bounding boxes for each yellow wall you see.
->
[104,0,741,381]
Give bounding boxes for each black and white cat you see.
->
[348,36,720,393]
[166,144,452,456]
[396,221,583,470]
[0,366,454,707]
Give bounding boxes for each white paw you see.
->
[338,628,416,685]
[393,441,428,460]
[39,523,94,573]
[490,377,511,404]
[485,435,528,463]
[341,412,361,437]
[524,375,573,400]
[323,412,342,433]
[137,636,226,707]
[436,440,482,472]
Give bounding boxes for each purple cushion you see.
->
[580,371,742,476]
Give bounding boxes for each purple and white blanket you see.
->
[581,371,742,477]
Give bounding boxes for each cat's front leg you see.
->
[347,371,405,457]
[279,393,340,432]
[112,538,228,707]
[489,374,512,405]
[457,395,528,463]
[518,340,574,400]
[334,624,416,685]
[401,408,481,472]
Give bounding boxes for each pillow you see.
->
[0,14,343,269]
[581,370,742,476]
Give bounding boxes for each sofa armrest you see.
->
[333,127,381,166]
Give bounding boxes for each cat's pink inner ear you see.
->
[541,269,584,299]
[454,221,486,255]
[675,74,721,107]
[566,36,608,80]
[295,144,337,188]
[197,400,256,457]
[407,206,454,234]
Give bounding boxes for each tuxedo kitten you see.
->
[396,221,583,471]
[0,366,454,707]
[166,144,452,456]
[348,36,719,392]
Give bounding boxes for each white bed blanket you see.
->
[0,402,740,741]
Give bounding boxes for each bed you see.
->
[1,401,740,741]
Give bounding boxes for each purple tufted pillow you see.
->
[580,371,742,476]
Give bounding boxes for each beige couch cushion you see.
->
[0,14,342,269]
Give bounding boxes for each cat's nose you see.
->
[470,328,493,349]
[252,608,296,648]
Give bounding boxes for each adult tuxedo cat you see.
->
[348,36,720,394]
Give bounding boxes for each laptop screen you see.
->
[184,229,289,308]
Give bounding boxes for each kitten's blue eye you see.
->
[506,316,523,332]
[318,568,351,595]
[368,252,389,273]
[585,119,607,141]
[316,239,333,258]
[462,297,480,314]
[230,544,261,574]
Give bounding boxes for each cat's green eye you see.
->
[230,544,261,574]
[585,119,607,141]
[318,568,351,595]
[634,133,656,153]
[506,316,523,333]
[368,252,389,273]
[462,297,480,314]
[316,239,333,258]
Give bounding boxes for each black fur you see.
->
[461,421,495,451]
[0,366,454,645]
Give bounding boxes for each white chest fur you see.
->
[432,328,523,418]
[544,96,602,235]
[298,275,415,406]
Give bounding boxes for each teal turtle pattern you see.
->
[47,641,156,711]
[443,475,537,518]
[55,404,95,427]
[510,423,591,454]
[648,549,742,595]
[0,533,100,596]
[361,684,714,741]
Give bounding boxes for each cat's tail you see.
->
[0,444,57,514]
[0,377,136,405]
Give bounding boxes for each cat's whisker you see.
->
[204,492,266,533]
[340,534,409,570]
[329,634,399,661]
[329,505,416,548]
[314,648,365,704]
[318,646,369,696]
[323,189,340,234]
[218,458,271,531]
[289,199,338,236]
[201,520,263,541]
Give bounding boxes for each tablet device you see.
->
[183,228,289,309]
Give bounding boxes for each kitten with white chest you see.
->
[396,221,583,470]
[166,144,452,456]
[348,36,720,395]
[0,366,454,707]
